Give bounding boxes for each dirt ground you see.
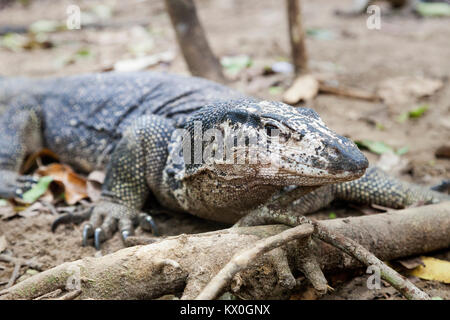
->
[0,0,449,299]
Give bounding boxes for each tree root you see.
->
[0,202,449,300]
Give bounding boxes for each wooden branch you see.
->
[196,223,314,300]
[286,0,308,74]
[164,0,227,83]
[1,202,449,300]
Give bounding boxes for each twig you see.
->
[34,289,62,300]
[313,221,430,300]
[6,262,21,288]
[0,254,43,271]
[56,289,81,300]
[318,82,379,101]
[286,0,308,74]
[195,223,314,300]
[164,0,227,83]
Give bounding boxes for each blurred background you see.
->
[0,0,449,299]
[0,0,448,185]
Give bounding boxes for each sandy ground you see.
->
[0,0,449,299]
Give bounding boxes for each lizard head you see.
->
[182,99,368,186]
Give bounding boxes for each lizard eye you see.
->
[264,123,279,137]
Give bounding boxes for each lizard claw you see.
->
[52,208,92,232]
[82,224,94,247]
[94,227,105,250]
[139,213,159,236]
[121,230,131,242]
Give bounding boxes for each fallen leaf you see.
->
[377,77,443,106]
[21,176,53,204]
[356,140,408,156]
[416,2,450,17]
[408,105,429,118]
[221,55,252,75]
[409,257,450,284]
[18,202,49,218]
[268,86,283,95]
[0,235,7,253]
[306,28,336,40]
[87,171,105,202]
[0,201,18,220]
[114,51,174,72]
[397,257,425,270]
[270,61,294,74]
[435,145,450,159]
[283,74,319,104]
[355,140,393,155]
[37,164,88,205]
[29,20,62,34]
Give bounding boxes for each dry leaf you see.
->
[37,163,88,205]
[114,51,174,72]
[18,202,49,218]
[87,171,105,202]
[435,145,450,159]
[409,257,450,284]
[283,74,319,104]
[0,235,7,253]
[377,76,443,106]
[0,201,18,220]
[397,257,425,270]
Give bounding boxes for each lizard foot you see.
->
[82,200,158,250]
[0,170,38,199]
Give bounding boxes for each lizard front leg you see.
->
[82,115,174,249]
[0,101,43,198]
[237,166,449,228]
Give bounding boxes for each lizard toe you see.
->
[138,213,159,236]
[82,224,94,247]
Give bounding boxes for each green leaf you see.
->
[416,2,450,17]
[29,20,62,34]
[328,212,337,219]
[0,199,7,206]
[306,28,335,40]
[221,55,252,75]
[431,296,443,300]
[408,104,428,118]
[1,33,28,51]
[269,86,283,95]
[76,48,92,58]
[396,146,409,156]
[396,112,409,123]
[22,176,53,203]
[355,140,393,155]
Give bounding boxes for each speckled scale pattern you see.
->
[332,166,449,208]
[0,72,243,173]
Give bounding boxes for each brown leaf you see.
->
[0,201,18,220]
[20,148,59,174]
[283,74,319,104]
[377,76,443,106]
[0,235,7,253]
[435,145,450,159]
[87,171,105,202]
[37,163,88,205]
[397,257,425,270]
[18,202,49,218]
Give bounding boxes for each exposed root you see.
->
[195,223,314,299]
[0,202,448,300]
[313,221,430,300]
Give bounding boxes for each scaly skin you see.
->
[0,72,447,249]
